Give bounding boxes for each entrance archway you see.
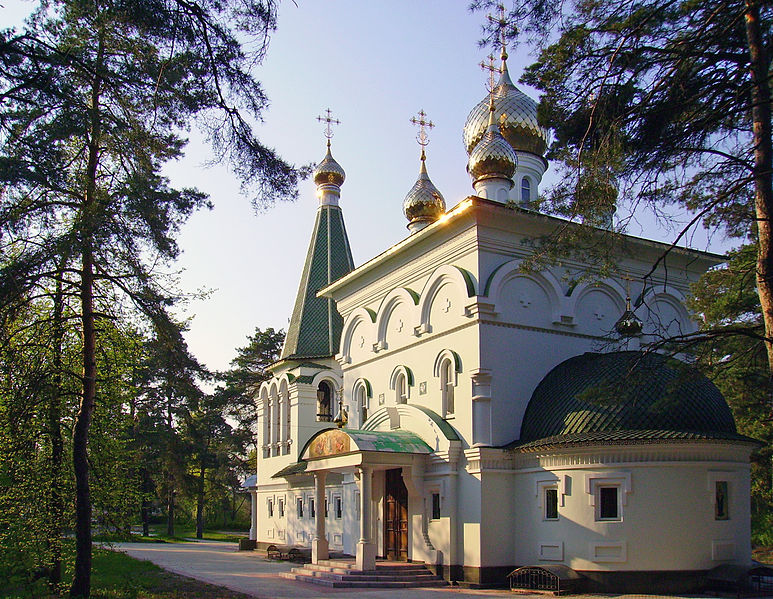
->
[384,468,408,560]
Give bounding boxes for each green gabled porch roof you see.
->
[280,204,354,361]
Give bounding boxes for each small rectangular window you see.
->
[297,498,303,518]
[544,488,559,520]
[267,499,274,518]
[335,496,342,519]
[715,481,729,520]
[431,493,441,520]
[598,486,619,520]
[278,498,284,518]
[325,498,329,518]
[310,498,315,519]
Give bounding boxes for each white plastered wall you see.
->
[512,445,753,571]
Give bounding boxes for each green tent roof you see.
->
[280,205,354,361]
[516,351,746,447]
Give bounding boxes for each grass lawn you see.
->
[128,524,246,544]
[6,547,253,598]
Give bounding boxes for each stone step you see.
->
[288,567,441,582]
[315,559,428,571]
[279,572,447,588]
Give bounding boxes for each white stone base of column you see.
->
[356,541,377,571]
[249,525,256,541]
[312,537,329,563]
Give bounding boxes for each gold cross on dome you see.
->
[480,53,499,94]
[317,108,341,143]
[487,4,512,60]
[410,109,435,158]
[621,274,636,309]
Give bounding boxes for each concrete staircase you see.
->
[279,559,447,588]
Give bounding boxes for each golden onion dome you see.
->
[313,142,346,187]
[467,105,517,182]
[463,62,548,157]
[403,155,446,226]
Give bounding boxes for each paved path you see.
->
[112,541,719,599]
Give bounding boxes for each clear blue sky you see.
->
[3,1,732,373]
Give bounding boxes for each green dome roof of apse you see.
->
[517,351,747,449]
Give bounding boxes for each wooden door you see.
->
[384,468,408,560]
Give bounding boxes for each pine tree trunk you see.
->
[141,468,151,537]
[166,476,175,538]
[47,264,66,592]
[196,462,205,539]
[745,0,773,405]
[71,247,96,599]
[70,36,104,599]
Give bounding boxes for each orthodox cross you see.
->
[410,109,434,160]
[317,108,341,147]
[480,53,499,98]
[487,4,509,60]
[621,274,636,309]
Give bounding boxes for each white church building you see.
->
[246,44,757,593]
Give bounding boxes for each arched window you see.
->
[389,365,412,404]
[271,389,280,456]
[521,177,531,204]
[434,349,460,419]
[261,392,270,458]
[357,385,368,425]
[395,373,407,404]
[440,358,455,416]
[317,381,332,422]
[285,394,291,449]
[280,384,291,453]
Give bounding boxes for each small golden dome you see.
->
[463,63,548,157]
[403,156,446,227]
[467,107,517,183]
[313,142,346,187]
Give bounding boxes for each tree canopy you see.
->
[472,0,773,388]
[0,1,301,595]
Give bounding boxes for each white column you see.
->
[356,466,376,570]
[312,471,329,563]
[249,491,258,541]
[447,471,459,580]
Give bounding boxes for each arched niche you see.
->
[485,260,562,326]
[417,265,476,335]
[640,287,693,339]
[340,307,376,363]
[374,288,419,352]
[571,280,627,337]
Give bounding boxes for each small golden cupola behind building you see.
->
[403,110,446,233]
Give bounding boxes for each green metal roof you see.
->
[412,405,461,441]
[281,205,354,361]
[517,351,741,447]
[343,429,433,454]
[514,429,758,451]
[271,461,308,478]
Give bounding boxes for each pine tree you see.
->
[1,1,301,595]
[472,0,773,393]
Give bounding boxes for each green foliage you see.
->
[219,327,284,450]
[472,0,769,281]
[1,544,253,598]
[1,1,300,592]
[689,244,773,544]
